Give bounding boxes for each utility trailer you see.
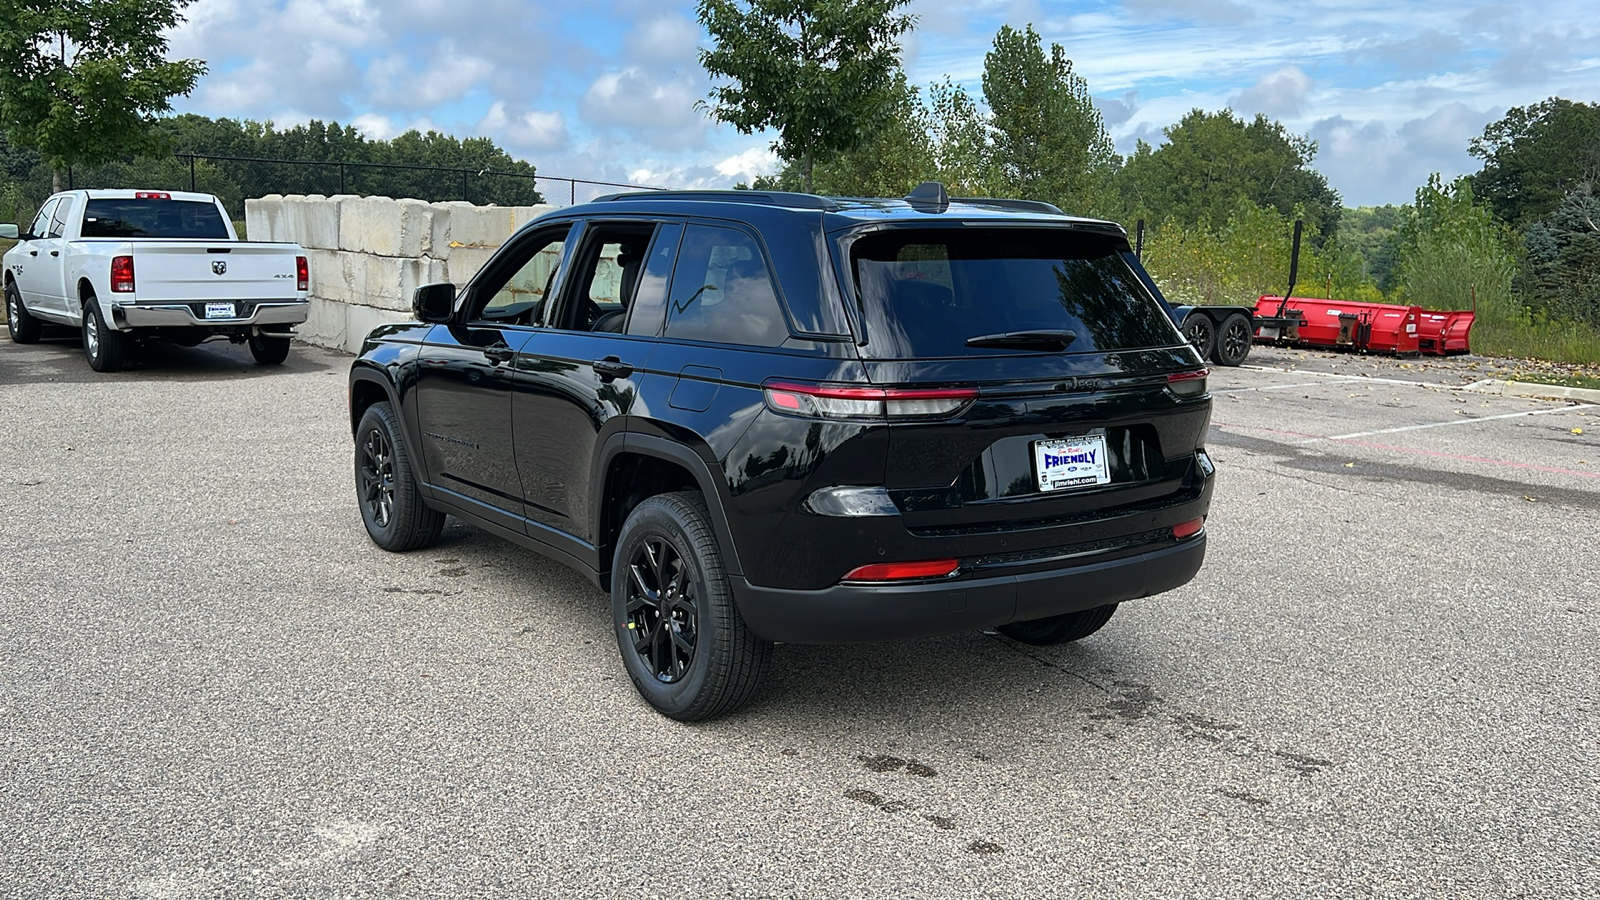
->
[1137,220,1476,364]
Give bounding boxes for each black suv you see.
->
[348,184,1214,720]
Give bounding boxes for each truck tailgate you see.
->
[129,243,302,302]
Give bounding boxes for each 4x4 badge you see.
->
[212,261,227,275]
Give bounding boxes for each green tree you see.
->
[1517,183,1600,328]
[1118,109,1341,244]
[980,24,1117,216]
[0,0,205,190]
[1338,205,1406,294]
[1469,97,1600,228]
[751,72,936,196]
[697,0,915,192]
[1394,174,1516,313]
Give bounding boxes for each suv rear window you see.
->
[80,199,230,239]
[850,228,1179,358]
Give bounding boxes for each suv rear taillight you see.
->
[763,380,977,420]
[296,255,309,291]
[1167,369,1208,398]
[843,559,960,582]
[111,256,135,293]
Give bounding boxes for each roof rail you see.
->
[951,196,1065,215]
[596,189,840,211]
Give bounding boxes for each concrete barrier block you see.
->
[299,296,349,353]
[444,246,498,286]
[511,204,557,231]
[244,195,283,241]
[431,201,463,253]
[339,195,405,256]
[307,249,353,304]
[397,199,434,258]
[277,195,341,250]
[446,203,517,248]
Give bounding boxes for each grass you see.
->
[1472,318,1600,367]
[1505,372,1600,390]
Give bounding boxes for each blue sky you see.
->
[168,0,1600,208]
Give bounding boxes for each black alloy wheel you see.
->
[355,402,445,551]
[611,492,772,720]
[624,535,699,684]
[1212,313,1253,367]
[1181,313,1214,361]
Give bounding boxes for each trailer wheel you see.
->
[1181,313,1214,361]
[1212,313,1252,367]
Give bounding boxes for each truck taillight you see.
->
[296,256,308,291]
[134,191,171,200]
[111,256,135,293]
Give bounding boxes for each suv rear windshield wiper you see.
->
[964,329,1078,350]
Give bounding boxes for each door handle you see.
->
[482,341,515,365]
[49,250,59,257]
[28,250,37,256]
[592,356,634,380]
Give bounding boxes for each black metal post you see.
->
[188,156,196,192]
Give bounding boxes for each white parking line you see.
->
[1213,382,1334,394]
[1304,404,1598,442]
[1238,364,1438,388]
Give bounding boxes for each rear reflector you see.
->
[133,191,171,200]
[843,559,960,582]
[1173,517,1205,539]
[296,255,309,291]
[1167,369,1208,397]
[763,380,977,420]
[111,255,135,293]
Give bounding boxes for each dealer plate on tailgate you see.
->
[204,302,236,319]
[1034,435,1110,492]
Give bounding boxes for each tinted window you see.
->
[625,223,682,336]
[850,229,1180,358]
[473,228,569,325]
[664,224,789,347]
[80,199,230,239]
[558,226,653,332]
[29,200,57,239]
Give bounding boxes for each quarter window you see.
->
[664,225,789,347]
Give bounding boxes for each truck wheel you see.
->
[1211,313,1253,367]
[249,334,291,365]
[6,282,41,344]
[355,402,445,551]
[998,603,1118,645]
[82,299,127,372]
[611,492,772,721]
[1181,313,1214,361]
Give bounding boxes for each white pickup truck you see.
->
[2,189,309,371]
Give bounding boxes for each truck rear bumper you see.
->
[731,532,1206,644]
[115,300,309,329]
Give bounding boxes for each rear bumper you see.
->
[732,531,1205,644]
[115,300,309,329]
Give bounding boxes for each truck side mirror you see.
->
[0,224,18,240]
[413,282,456,323]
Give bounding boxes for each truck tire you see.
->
[998,603,1118,645]
[1211,313,1253,367]
[82,298,127,372]
[249,334,291,365]
[1181,313,1214,361]
[611,492,772,721]
[5,282,41,344]
[355,402,446,551]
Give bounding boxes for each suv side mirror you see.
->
[0,224,18,240]
[413,283,456,323]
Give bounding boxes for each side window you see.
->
[552,224,655,333]
[664,224,790,347]
[47,198,73,238]
[29,200,58,239]
[625,223,682,337]
[471,227,571,325]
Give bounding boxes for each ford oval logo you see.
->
[212,261,227,275]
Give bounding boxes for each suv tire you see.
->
[356,401,446,551]
[6,282,41,344]
[82,297,127,372]
[611,492,772,721]
[998,603,1118,645]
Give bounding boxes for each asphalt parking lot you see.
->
[2,335,1597,898]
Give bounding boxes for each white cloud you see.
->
[479,103,571,154]
[1230,66,1314,118]
[364,47,494,109]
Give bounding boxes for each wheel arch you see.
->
[594,432,745,590]
[348,367,401,436]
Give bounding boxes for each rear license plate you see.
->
[1034,435,1110,492]
[204,302,235,319]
